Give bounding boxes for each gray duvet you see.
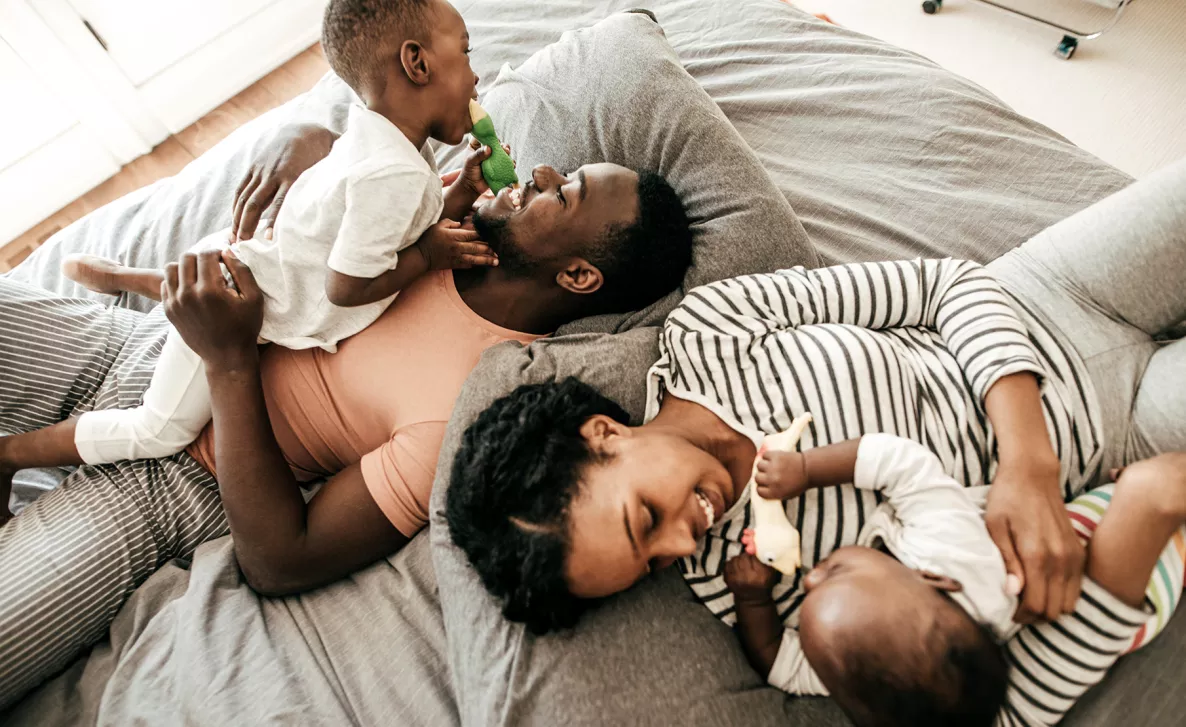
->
[3,1,1178,725]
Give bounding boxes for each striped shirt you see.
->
[644,259,1146,725]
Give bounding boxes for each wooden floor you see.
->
[0,45,330,273]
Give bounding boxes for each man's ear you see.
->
[579,414,629,454]
[555,259,604,296]
[918,570,963,593]
[399,40,431,86]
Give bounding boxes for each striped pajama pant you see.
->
[0,278,229,709]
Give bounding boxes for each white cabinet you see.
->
[65,0,278,87]
[0,0,327,246]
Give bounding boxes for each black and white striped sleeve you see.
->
[996,578,1148,727]
[672,259,1047,403]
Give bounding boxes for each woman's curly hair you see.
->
[445,378,629,634]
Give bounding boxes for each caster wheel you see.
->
[1055,35,1078,59]
[922,0,942,13]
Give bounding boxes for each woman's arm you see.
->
[162,249,408,594]
[984,373,1084,623]
[674,259,1047,404]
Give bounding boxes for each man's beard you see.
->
[472,207,536,276]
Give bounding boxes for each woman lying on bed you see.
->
[446,160,1186,725]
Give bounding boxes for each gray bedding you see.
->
[5,1,1179,725]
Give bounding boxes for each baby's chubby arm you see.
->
[724,554,829,695]
[754,438,862,501]
[723,553,785,679]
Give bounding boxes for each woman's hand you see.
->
[230,123,338,241]
[985,458,1085,624]
[162,250,264,370]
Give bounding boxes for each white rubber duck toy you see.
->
[740,413,813,575]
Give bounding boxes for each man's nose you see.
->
[531,165,567,190]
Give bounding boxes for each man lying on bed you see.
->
[0,133,694,707]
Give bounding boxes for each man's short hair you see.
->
[322,0,433,93]
[585,171,694,314]
[445,377,626,634]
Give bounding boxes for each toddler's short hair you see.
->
[322,0,434,93]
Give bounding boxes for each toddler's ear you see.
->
[918,570,963,593]
[399,39,431,86]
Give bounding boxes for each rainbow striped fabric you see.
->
[1066,485,1186,652]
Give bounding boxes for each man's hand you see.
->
[724,553,780,605]
[755,450,810,500]
[230,123,338,241]
[985,459,1085,624]
[417,219,498,270]
[162,249,264,369]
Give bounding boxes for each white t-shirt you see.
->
[767,434,1017,695]
[231,103,443,352]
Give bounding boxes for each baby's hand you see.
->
[755,450,809,500]
[724,553,780,605]
[419,219,499,270]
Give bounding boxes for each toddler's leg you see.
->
[62,254,165,301]
[73,331,212,464]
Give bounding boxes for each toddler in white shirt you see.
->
[56,0,504,465]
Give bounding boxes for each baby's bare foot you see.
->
[1115,453,1186,521]
[62,254,129,296]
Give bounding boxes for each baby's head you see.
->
[798,546,1008,727]
[322,0,478,145]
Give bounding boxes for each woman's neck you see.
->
[650,394,756,502]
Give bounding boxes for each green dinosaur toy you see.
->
[469,100,519,194]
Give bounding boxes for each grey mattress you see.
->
[4,0,1179,725]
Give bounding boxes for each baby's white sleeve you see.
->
[327,167,441,279]
[767,629,830,696]
[853,434,974,522]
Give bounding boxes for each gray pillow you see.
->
[436,10,819,334]
[427,12,840,726]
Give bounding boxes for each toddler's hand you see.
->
[458,137,514,196]
[724,553,780,605]
[755,450,809,500]
[419,219,498,270]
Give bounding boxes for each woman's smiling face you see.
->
[562,415,741,599]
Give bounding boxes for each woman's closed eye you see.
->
[557,186,567,207]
